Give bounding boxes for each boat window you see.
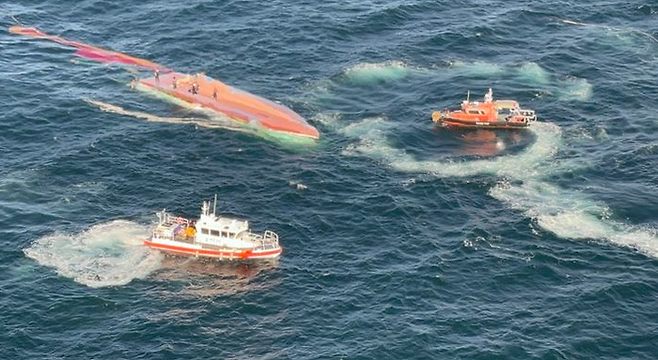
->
[201,228,209,235]
[467,109,480,115]
[210,230,220,236]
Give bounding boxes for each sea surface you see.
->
[1,0,658,359]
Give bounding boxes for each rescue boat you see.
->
[432,89,537,129]
[144,196,282,260]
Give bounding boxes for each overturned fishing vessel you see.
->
[135,72,319,142]
[144,197,282,260]
[432,89,537,129]
[10,25,319,144]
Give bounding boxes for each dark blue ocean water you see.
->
[2,0,658,359]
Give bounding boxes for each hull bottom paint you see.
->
[134,83,318,147]
[136,72,319,144]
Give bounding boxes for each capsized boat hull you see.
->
[144,238,282,260]
[136,72,320,143]
[10,25,320,144]
[9,26,164,70]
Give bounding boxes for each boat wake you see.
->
[24,220,162,288]
[342,118,560,177]
[340,117,658,258]
[84,99,252,133]
[491,179,658,258]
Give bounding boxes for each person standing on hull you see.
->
[190,73,201,95]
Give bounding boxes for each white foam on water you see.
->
[569,126,609,142]
[85,98,250,133]
[557,76,593,101]
[490,180,658,258]
[340,116,406,162]
[516,62,551,85]
[449,60,506,77]
[340,116,658,258]
[312,111,343,129]
[339,116,396,138]
[447,62,594,103]
[343,61,413,84]
[342,118,562,178]
[24,220,162,288]
[392,123,560,178]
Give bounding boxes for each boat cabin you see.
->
[194,200,254,248]
[460,100,497,122]
[196,216,249,241]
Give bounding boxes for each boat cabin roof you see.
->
[198,215,249,234]
[494,100,520,110]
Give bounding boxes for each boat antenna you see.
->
[466,90,470,102]
[213,194,218,215]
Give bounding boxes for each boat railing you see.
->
[264,230,279,242]
[518,109,537,122]
[510,108,537,123]
[156,209,189,226]
[250,230,279,250]
[152,228,174,240]
[153,210,190,241]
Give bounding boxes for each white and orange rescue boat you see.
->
[144,196,282,260]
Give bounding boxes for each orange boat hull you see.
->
[433,112,531,129]
[138,72,320,140]
[10,25,319,142]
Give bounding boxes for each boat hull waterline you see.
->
[144,239,282,260]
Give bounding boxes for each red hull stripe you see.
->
[144,240,281,259]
